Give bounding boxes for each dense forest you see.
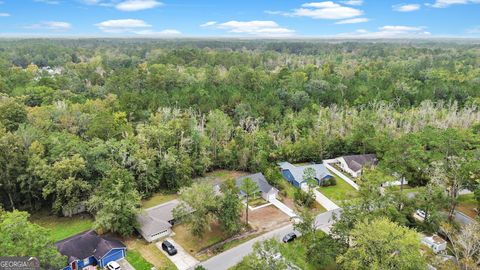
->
[1,39,479,212]
[1,39,479,269]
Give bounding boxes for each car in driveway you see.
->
[106,261,121,270]
[161,240,178,256]
[282,232,297,243]
[416,209,426,219]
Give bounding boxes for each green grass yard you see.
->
[141,192,178,209]
[124,237,177,270]
[194,170,248,186]
[457,194,478,219]
[318,175,359,204]
[172,222,228,257]
[30,213,93,242]
[125,250,154,270]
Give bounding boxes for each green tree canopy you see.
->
[337,217,427,270]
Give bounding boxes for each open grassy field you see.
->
[142,192,178,209]
[124,237,177,270]
[457,194,478,219]
[30,213,93,242]
[318,175,359,204]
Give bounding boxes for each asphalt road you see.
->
[200,208,342,270]
[453,210,474,226]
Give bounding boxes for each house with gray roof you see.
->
[337,154,378,178]
[55,230,126,270]
[236,173,278,202]
[278,162,333,189]
[136,199,181,242]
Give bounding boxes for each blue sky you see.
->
[0,0,479,38]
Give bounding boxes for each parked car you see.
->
[416,209,426,219]
[162,240,178,256]
[282,232,297,243]
[106,261,121,270]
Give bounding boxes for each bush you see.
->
[321,177,337,187]
[294,188,315,208]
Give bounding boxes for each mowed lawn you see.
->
[142,192,178,209]
[124,237,177,270]
[318,175,358,204]
[457,194,478,219]
[30,213,93,242]
[125,250,154,270]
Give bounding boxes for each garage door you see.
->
[101,249,124,267]
[150,229,171,242]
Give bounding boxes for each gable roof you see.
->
[342,154,378,172]
[236,173,277,195]
[136,199,181,235]
[278,162,332,185]
[55,230,125,264]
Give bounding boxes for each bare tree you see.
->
[430,156,469,220]
[442,221,480,269]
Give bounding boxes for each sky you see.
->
[0,0,479,38]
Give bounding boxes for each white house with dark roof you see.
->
[236,173,278,202]
[136,199,182,242]
[337,154,378,178]
[278,162,333,189]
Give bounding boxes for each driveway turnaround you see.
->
[117,259,135,270]
[200,208,341,270]
[156,238,199,270]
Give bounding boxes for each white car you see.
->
[106,261,121,270]
[416,209,426,219]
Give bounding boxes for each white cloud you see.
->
[200,21,217,27]
[393,3,421,11]
[115,0,162,11]
[95,19,151,33]
[467,26,480,34]
[25,21,71,30]
[274,1,363,20]
[338,25,431,38]
[34,0,60,4]
[427,0,480,8]
[341,0,363,5]
[134,29,181,36]
[202,20,295,37]
[335,17,368,24]
[0,12,9,16]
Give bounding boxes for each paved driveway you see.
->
[117,259,135,270]
[156,238,199,270]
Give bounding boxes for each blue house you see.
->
[279,162,333,188]
[55,230,126,270]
